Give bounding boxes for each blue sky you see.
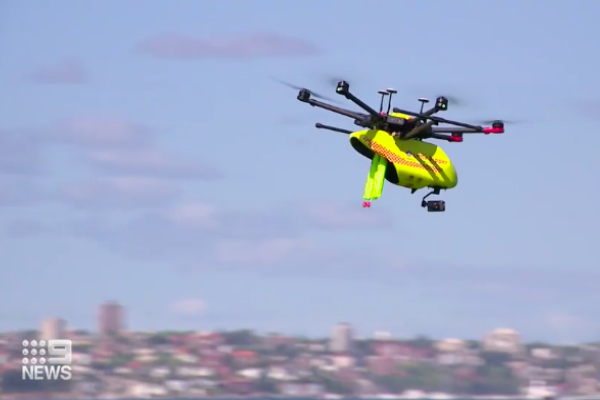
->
[1,0,600,343]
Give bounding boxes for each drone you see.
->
[281,79,505,211]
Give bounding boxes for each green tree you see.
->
[255,377,277,393]
[273,343,300,359]
[110,353,134,367]
[372,375,411,392]
[480,351,512,366]
[354,339,373,356]
[466,340,481,350]
[470,365,520,395]
[147,334,168,345]
[402,363,447,391]
[318,376,354,395]
[73,344,92,352]
[405,335,434,348]
[220,330,258,346]
[1,370,71,393]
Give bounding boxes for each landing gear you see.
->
[421,188,446,212]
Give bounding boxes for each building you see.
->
[483,328,521,353]
[435,338,466,353]
[373,331,392,340]
[329,322,353,353]
[40,318,66,341]
[98,301,125,335]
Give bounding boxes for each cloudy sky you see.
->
[2,0,600,342]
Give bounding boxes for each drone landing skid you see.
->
[363,155,387,208]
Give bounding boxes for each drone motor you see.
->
[297,89,310,103]
[435,96,449,111]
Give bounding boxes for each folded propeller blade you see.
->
[438,94,464,106]
[475,119,525,125]
[270,77,338,103]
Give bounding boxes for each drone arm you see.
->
[315,123,352,134]
[431,126,504,135]
[403,120,436,140]
[393,107,489,131]
[428,133,462,142]
[405,104,445,124]
[304,98,366,120]
[340,92,380,118]
[413,107,438,120]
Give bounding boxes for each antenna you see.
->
[386,88,397,114]
[418,98,430,114]
[377,90,389,113]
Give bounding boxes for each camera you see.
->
[426,200,446,212]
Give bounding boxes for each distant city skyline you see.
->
[4,322,594,398]
[15,303,598,346]
[2,1,600,343]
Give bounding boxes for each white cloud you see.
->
[28,59,87,84]
[214,238,316,265]
[169,298,206,316]
[0,176,45,206]
[0,131,43,175]
[58,176,180,209]
[85,148,220,180]
[137,32,319,60]
[51,117,153,148]
[168,201,219,228]
[305,201,391,229]
[544,311,589,330]
[5,220,52,237]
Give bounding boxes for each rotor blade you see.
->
[278,116,311,126]
[438,94,465,106]
[270,77,338,103]
[404,84,471,107]
[474,119,525,125]
[325,76,353,87]
[416,93,465,106]
[322,74,370,94]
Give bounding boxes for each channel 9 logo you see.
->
[21,339,72,381]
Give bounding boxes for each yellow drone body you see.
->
[350,127,458,191]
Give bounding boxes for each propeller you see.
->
[436,94,465,106]
[270,77,338,103]
[403,84,474,107]
[475,119,525,125]
[325,75,354,87]
[408,90,467,107]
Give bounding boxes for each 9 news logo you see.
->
[21,339,72,381]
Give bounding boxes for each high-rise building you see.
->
[329,322,353,353]
[98,301,124,335]
[40,318,66,341]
